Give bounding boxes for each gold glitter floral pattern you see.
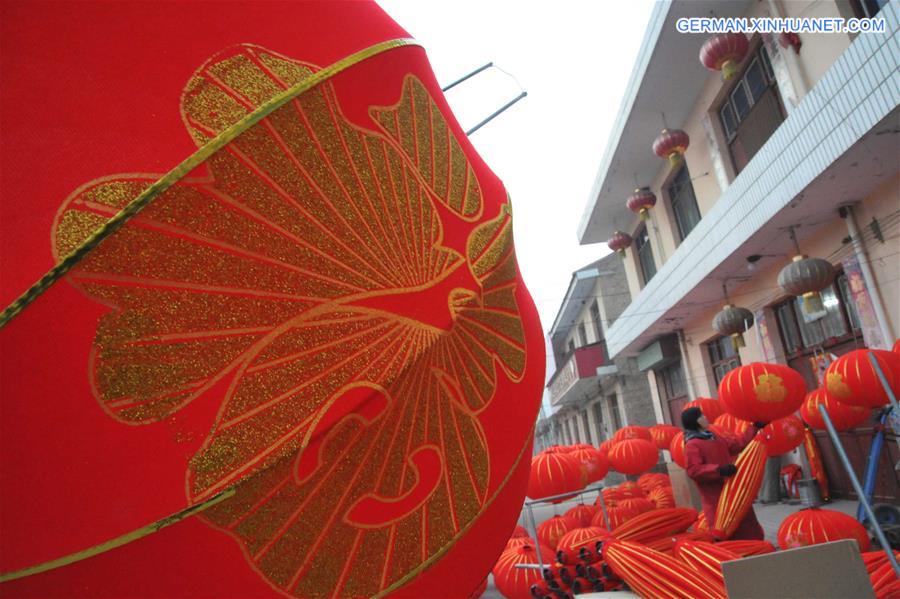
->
[53,44,527,597]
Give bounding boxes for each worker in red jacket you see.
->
[682,406,765,540]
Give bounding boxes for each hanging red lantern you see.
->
[626,187,657,220]
[825,349,900,409]
[570,446,609,484]
[613,425,653,443]
[800,388,870,431]
[669,432,686,468]
[777,508,871,551]
[537,515,576,551]
[565,503,598,528]
[718,362,807,423]
[527,452,583,502]
[684,398,726,422]
[603,540,723,599]
[492,543,552,599]
[699,32,750,80]
[649,424,680,450]
[759,415,805,455]
[652,128,690,167]
[607,230,633,257]
[608,439,659,475]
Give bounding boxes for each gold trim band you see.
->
[0,488,236,583]
[0,37,419,329]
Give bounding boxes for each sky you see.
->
[376,0,657,341]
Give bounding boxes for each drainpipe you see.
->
[678,329,698,399]
[840,205,894,348]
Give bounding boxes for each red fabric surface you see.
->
[0,2,545,597]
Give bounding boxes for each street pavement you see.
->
[479,496,859,598]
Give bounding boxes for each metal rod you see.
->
[819,403,900,577]
[525,484,604,506]
[867,352,900,465]
[513,564,543,570]
[595,485,610,530]
[465,91,527,136]
[441,62,493,92]
[524,501,545,569]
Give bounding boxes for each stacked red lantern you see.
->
[652,128,690,166]
[626,187,657,220]
[608,439,659,475]
[759,415,805,455]
[825,349,900,409]
[718,362,807,423]
[613,425,653,443]
[669,432,686,468]
[607,230,633,257]
[527,452,582,501]
[777,508,871,551]
[800,388,870,431]
[699,33,750,80]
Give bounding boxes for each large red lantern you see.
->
[569,446,609,484]
[607,230,633,257]
[718,362,807,423]
[699,33,750,80]
[825,349,900,409]
[759,415,804,455]
[492,543,552,599]
[649,424,680,449]
[527,452,583,502]
[684,397,726,422]
[626,187,657,221]
[800,388,870,431]
[652,128,690,167]
[669,432,687,468]
[608,439,659,475]
[777,508,871,551]
[613,425,653,443]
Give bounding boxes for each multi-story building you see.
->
[539,253,657,451]
[578,0,898,499]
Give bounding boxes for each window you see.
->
[774,273,861,355]
[635,225,656,284]
[657,361,689,425]
[581,410,592,445]
[578,322,588,347]
[851,0,888,18]
[592,401,606,441]
[590,301,603,341]
[667,166,702,241]
[707,336,742,386]
[608,395,623,432]
[567,339,575,354]
[718,45,784,174]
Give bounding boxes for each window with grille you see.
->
[774,273,861,355]
[707,336,742,387]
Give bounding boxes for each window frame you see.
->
[666,164,702,241]
[718,46,778,143]
[634,224,656,285]
[706,335,742,387]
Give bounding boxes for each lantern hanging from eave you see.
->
[712,304,755,350]
[699,32,750,80]
[777,254,835,314]
[627,187,657,221]
[607,230,633,256]
[653,128,690,167]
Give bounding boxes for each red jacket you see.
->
[685,427,764,540]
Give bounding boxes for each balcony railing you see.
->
[547,342,611,407]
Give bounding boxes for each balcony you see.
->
[547,342,615,408]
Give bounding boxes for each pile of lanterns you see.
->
[496,348,900,598]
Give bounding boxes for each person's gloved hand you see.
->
[753,421,767,429]
[718,464,738,477]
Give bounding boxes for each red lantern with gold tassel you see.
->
[699,33,750,80]
[777,508,871,551]
[759,414,805,456]
[800,388,870,431]
[713,438,768,539]
[492,543,552,599]
[802,427,831,501]
[718,362,807,423]
[607,230,633,257]
[602,540,723,599]
[626,187,657,221]
[825,349,900,409]
[608,439,659,475]
[652,128,690,166]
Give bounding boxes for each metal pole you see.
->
[524,502,545,569]
[441,62,493,92]
[819,403,900,577]
[465,91,527,136]
[595,487,610,530]
[867,352,900,463]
